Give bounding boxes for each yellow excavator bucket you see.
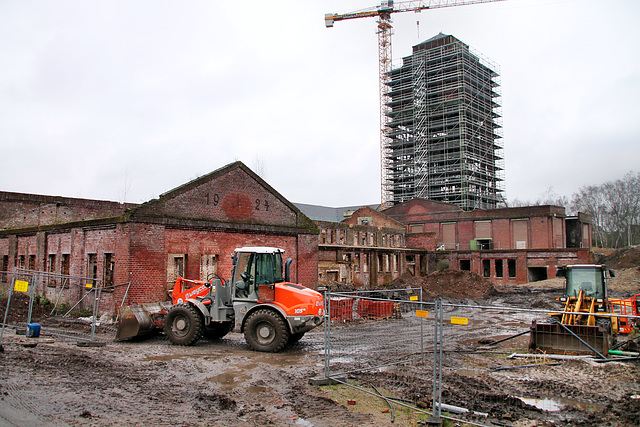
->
[530,320,610,356]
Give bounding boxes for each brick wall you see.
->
[0,191,133,230]
[405,233,437,250]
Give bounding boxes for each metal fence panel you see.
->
[323,292,640,426]
[324,288,432,377]
[1,269,129,346]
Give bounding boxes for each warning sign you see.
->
[416,310,429,318]
[450,317,469,326]
[14,280,29,293]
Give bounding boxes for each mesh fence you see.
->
[323,288,432,377]
[323,291,640,426]
[1,269,129,346]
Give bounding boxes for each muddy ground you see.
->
[1,265,639,426]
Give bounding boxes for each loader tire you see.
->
[164,304,203,346]
[204,321,233,340]
[244,309,289,353]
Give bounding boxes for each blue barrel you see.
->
[26,323,41,338]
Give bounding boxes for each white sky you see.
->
[1,0,638,207]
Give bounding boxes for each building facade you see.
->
[316,207,431,288]
[383,199,592,284]
[385,33,504,210]
[0,162,319,312]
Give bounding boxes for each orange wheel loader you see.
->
[116,247,324,352]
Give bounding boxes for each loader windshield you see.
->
[234,251,284,298]
[254,252,283,285]
[565,267,605,299]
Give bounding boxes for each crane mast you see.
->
[325,0,505,207]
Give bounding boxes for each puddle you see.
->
[246,385,269,394]
[207,369,251,391]
[517,397,564,412]
[142,354,193,362]
[515,395,605,412]
[456,368,480,377]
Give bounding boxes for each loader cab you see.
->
[557,265,614,302]
[232,247,286,301]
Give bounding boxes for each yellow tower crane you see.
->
[325,0,506,207]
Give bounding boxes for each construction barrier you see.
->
[1,269,131,347]
[322,290,640,426]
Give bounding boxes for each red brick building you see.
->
[316,206,429,288]
[382,199,592,284]
[0,162,318,312]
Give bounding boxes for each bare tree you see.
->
[252,155,268,179]
[571,171,640,248]
[571,185,608,248]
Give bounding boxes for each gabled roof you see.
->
[342,206,404,230]
[127,161,317,231]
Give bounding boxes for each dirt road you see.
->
[0,329,376,427]
[1,267,639,426]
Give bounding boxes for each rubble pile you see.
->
[390,269,498,299]
[597,245,640,269]
[420,269,498,299]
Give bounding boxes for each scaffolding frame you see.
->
[385,34,504,210]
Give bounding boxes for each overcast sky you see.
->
[1,0,638,208]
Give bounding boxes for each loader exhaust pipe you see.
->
[285,258,292,282]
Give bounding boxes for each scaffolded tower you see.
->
[385,33,504,210]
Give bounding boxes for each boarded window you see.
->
[167,254,187,287]
[200,254,217,282]
[87,254,98,286]
[554,217,564,248]
[47,254,56,286]
[442,223,456,249]
[475,221,492,239]
[61,254,70,276]
[512,220,528,249]
[582,224,590,248]
[1,255,8,281]
[409,224,424,234]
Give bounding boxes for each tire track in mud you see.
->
[0,348,69,426]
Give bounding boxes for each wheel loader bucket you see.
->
[116,302,171,341]
[529,320,610,356]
